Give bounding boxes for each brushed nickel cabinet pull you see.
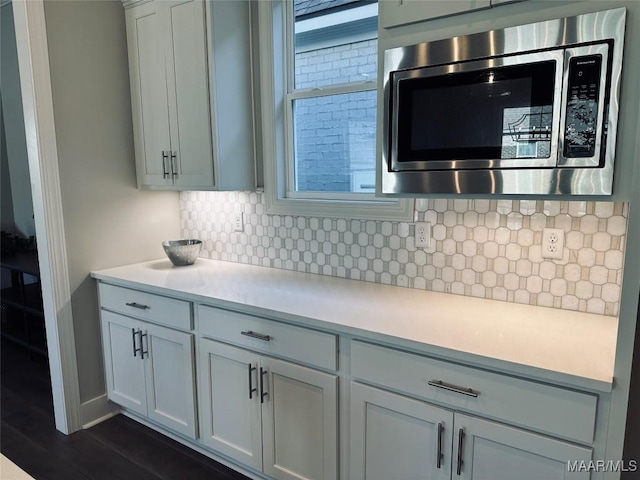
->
[170,151,178,178]
[162,151,169,179]
[260,367,268,404]
[126,302,150,311]
[248,364,257,400]
[131,328,141,357]
[456,428,465,475]
[139,331,148,360]
[436,422,444,469]
[428,379,479,398]
[241,330,271,342]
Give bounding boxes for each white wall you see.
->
[1,2,35,237]
[42,0,181,404]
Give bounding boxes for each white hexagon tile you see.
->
[181,192,627,317]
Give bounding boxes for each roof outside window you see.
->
[294,0,375,20]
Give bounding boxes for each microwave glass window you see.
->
[502,104,553,159]
[396,60,556,163]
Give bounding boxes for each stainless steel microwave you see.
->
[381,8,626,196]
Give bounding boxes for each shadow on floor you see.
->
[1,337,249,480]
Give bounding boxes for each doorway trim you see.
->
[12,0,81,434]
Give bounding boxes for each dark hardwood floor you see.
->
[1,337,250,480]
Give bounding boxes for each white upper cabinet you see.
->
[380,0,491,28]
[124,0,255,190]
[379,0,527,29]
[164,0,214,188]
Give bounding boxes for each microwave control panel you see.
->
[563,54,603,158]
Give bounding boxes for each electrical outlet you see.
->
[542,228,564,260]
[415,222,431,248]
[233,213,244,232]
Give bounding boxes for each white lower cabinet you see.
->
[198,338,339,480]
[96,281,604,480]
[350,382,454,480]
[454,413,592,480]
[349,339,597,480]
[350,382,592,480]
[100,310,197,439]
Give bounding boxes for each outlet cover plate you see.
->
[233,213,244,232]
[542,228,564,260]
[415,222,431,248]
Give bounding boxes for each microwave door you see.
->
[390,50,564,172]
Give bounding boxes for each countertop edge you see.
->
[91,264,615,394]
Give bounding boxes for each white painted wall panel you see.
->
[43,0,181,405]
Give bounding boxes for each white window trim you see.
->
[257,0,414,221]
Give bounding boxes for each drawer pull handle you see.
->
[126,302,150,311]
[456,428,465,475]
[428,380,479,398]
[436,422,444,469]
[248,364,257,400]
[241,330,271,342]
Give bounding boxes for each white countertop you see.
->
[92,258,618,392]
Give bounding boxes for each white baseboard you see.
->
[81,394,120,429]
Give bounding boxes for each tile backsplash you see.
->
[181,192,627,317]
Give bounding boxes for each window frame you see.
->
[257,0,414,221]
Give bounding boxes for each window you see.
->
[516,141,539,158]
[257,0,413,220]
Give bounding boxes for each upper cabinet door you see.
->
[380,0,491,28]
[164,0,214,188]
[125,0,213,189]
[124,0,256,191]
[125,1,173,187]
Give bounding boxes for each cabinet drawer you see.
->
[98,283,192,331]
[350,340,597,444]
[198,305,337,371]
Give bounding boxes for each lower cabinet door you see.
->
[143,322,197,439]
[261,357,339,480]
[453,413,593,480]
[198,339,263,471]
[101,311,147,415]
[350,382,454,480]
